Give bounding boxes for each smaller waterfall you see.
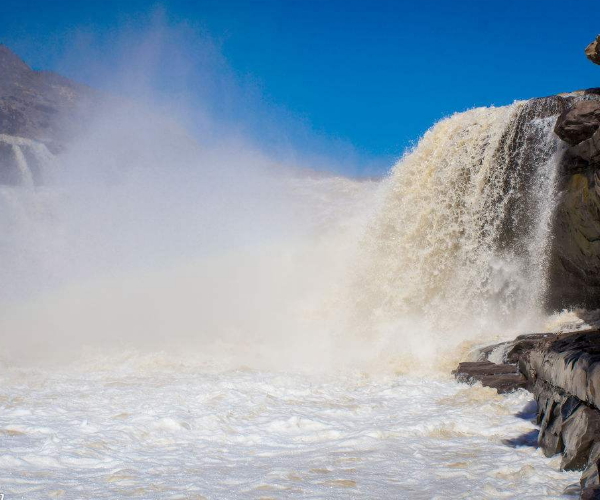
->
[0,134,55,187]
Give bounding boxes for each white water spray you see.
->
[336,100,566,369]
[0,97,571,373]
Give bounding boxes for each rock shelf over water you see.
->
[455,330,600,499]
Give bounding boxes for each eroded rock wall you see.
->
[547,91,600,310]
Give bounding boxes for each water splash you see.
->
[0,98,573,372]
[339,99,566,368]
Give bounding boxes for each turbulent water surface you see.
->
[0,361,581,499]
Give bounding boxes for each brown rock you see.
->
[554,100,600,146]
[586,36,600,65]
[453,361,526,393]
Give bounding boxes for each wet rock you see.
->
[524,330,600,408]
[507,333,556,364]
[586,36,600,65]
[532,387,582,458]
[581,442,600,493]
[554,100,600,146]
[454,361,520,378]
[452,361,527,393]
[548,93,600,310]
[581,487,600,500]
[547,165,600,309]
[561,405,600,470]
[538,395,565,456]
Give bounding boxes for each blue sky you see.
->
[1,0,599,176]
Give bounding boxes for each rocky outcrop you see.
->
[586,36,600,66]
[0,45,199,188]
[455,331,600,499]
[555,101,600,146]
[0,45,98,150]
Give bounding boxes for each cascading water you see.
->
[339,98,568,367]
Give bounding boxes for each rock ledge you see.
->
[455,330,600,499]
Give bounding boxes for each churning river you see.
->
[0,97,589,498]
[0,361,581,499]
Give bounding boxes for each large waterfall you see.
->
[0,98,587,500]
[0,98,574,370]
[335,99,569,367]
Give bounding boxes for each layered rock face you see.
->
[0,45,99,185]
[555,101,600,146]
[547,91,600,310]
[455,331,600,499]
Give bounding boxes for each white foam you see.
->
[0,362,580,499]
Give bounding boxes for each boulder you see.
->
[571,127,600,163]
[554,100,600,146]
[586,36,600,65]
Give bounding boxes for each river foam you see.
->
[0,359,581,499]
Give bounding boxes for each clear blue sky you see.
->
[1,0,599,176]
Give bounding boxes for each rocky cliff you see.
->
[548,91,600,310]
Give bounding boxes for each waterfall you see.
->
[0,134,56,187]
[0,95,577,370]
[342,98,568,362]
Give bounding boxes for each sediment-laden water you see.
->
[0,359,581,499]
[0,98,584,498]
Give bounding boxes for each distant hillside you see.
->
[0,45,104,186]
[0,45,101,154]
